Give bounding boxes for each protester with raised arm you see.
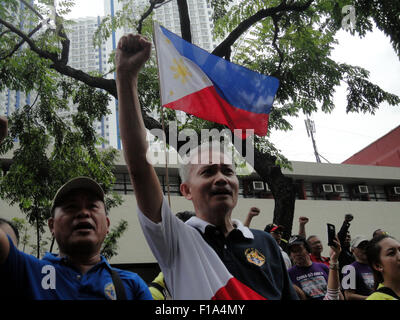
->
[0,176,152,300]
[115,33,298,300]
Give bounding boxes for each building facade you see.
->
[0,0,34,118]
[0,13,113,149]
[1,148,400,281]
[66,16,114,149]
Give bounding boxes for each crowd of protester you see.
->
[244,209,399,300]
[0,33,399,301]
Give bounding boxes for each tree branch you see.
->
[177,0,192,43]
[1,14,162,133]
[0,19,47,60]
[212,0,313,59]
[137,0,165,34]
[0,17,116,96]
[20,0,44,20]
[55,14,70,65]
[271,14,284,79]
[154,0,173,9]
[0,17,57,60]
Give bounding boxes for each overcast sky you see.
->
[66,1,400,164]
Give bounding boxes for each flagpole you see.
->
[153,21,171,208]
[161,109,171,208]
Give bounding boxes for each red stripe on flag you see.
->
[211,277,267,300]
[163,86,269,137]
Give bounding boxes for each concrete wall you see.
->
[2,194,399,263]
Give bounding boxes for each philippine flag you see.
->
[153,22,279,138]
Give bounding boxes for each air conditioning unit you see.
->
[358,185,369,194]
[322,184,333,193]
[393,186,400,195]
[252,181,264,191]
[334,184,344,193]
[265,183,271,192]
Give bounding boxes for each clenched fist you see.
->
[115,34,152,82]
[299,216,309,225]
[248,207,260,217]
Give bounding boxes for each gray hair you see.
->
[178,141,235,183]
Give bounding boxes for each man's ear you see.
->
[106,216,110,233]
[48,217,54,235]
[180,183,192,200]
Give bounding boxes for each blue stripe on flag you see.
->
[160,26,279,115]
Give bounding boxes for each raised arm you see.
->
[115,34,163,222]
[298,216,308,238]
[324,237,343,300]
[337,214,353,246]
[243,207,260,227]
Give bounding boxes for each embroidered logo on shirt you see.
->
[104,282,116,300]
[245,248,265,267]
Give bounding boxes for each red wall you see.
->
[342,126,400,167]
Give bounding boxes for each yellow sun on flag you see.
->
[170,58,192,84]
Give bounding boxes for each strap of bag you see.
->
[376,286,400,300]
[149,281,168,300]
[110,269,127,300]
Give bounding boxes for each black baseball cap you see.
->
[50,177,105,214]
[287,235,310,252]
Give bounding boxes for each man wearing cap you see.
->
[115,33,298,300]
[264,224,292,270]
[0,176,152,300]
[297,216,330,267]
[342,235,374,300]
[287,235,331,300]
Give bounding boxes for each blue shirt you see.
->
[0,235,152,300]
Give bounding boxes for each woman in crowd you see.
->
[366,234,400,300]
[323,236,343,300]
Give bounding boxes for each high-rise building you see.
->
[0,0,34,118]
[105,0,216,51]
[66,16,114,148]
[1,1,217,150]
[152,0,216,52]
[0,12,115,149]
[104,0,217,149]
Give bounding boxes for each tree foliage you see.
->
[0,1,123,257]
[1,0,399,239]
[101,219,128,260]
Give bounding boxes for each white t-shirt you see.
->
[138,197,261,299]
